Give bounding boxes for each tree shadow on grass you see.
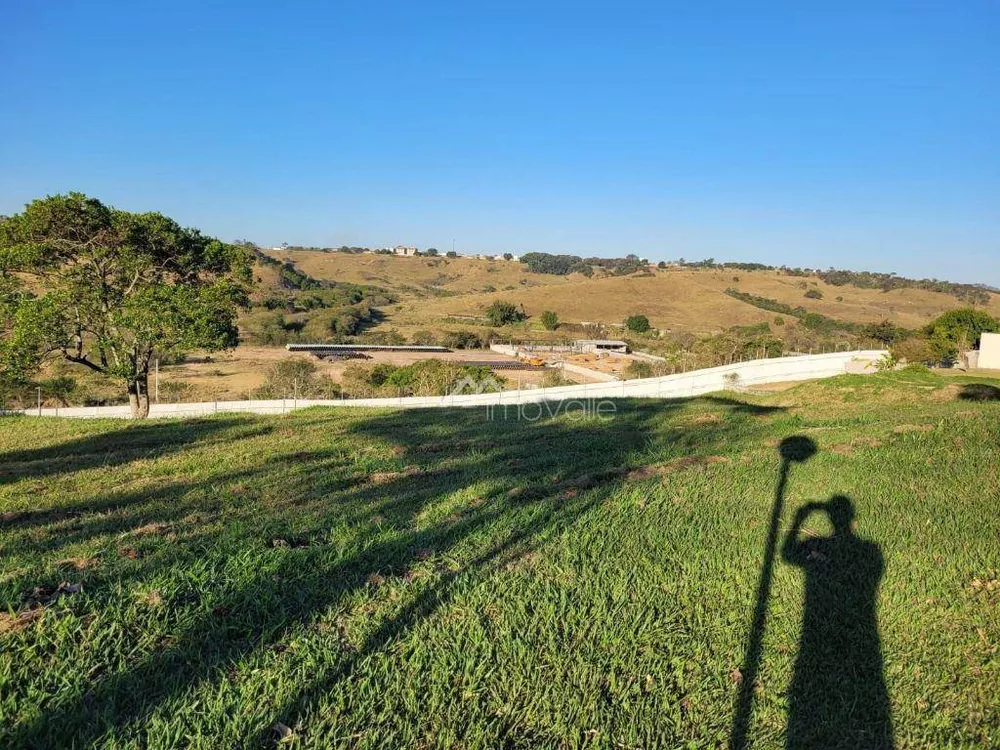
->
[3,395,784,747]
[958,383,1000,401]
[0,416,271,489]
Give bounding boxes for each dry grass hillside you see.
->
[270,251,1000,335]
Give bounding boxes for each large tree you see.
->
[0,193,251,418]
[925,308,999,353]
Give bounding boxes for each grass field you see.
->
[1,370,999,748]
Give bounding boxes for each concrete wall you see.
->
[9,350,886,419]
[978,332,1000,370]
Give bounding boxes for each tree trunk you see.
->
[127,376,151,419]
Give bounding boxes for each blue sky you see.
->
[1,1,997,283]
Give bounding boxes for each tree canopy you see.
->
[625,314,651,334]
[484,299,526,327]
[924,308,999,352]
[0,193,252,417]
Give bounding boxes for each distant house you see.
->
[394,246,418,257]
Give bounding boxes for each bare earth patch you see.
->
[130,522,172,537]
[54,557,97,570]
[690,413,723,425]
[0,608,43,635]
[627,455,729,481]
[368,466,422,485]
[892,424,935,434]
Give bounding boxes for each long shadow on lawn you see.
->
[958,383,1000,401]
[730,438,893,750]
[781,496,893,749]
[6,396,782,747]
[0,416,269,490]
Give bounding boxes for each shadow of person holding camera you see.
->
[781,496,893,749]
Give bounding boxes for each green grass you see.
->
[1,370,998,748]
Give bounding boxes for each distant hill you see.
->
[262,249,1000,338]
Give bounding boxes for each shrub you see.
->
[624,361,655,379]
[358,329,406,346]
[485,299,526,327]
[891,337,940,366]
[875,353,897,372]
[262,295,292,310]
[159,380,195,402]
[244,311,299,345]
[442,330,484,349]
[862,320,909,347]
[540,310,559,331]
[625,314,651,334]
[258,358,339,398]
[804,288,824,300]
[541,370,574,387]
[342,360,502,397]
[36,376,77,406]
[410,330,438,346]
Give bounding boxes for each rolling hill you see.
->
[266,250,1000,336]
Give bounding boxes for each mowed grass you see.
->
[1,371,998,748]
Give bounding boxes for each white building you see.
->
[394,245,418,257]
[977,332,1000,369]
[575,339,629,354]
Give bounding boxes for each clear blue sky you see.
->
[2,1,997,283]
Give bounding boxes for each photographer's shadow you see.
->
[782,496,894,749]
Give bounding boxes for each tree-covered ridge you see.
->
[722,289,911,345]
[518,251,991,304]
[681,258,992,305]
[520,252,646,277]
[243,243,328,291]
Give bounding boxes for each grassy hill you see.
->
[2,368,998,747]
[269,250,1000,335]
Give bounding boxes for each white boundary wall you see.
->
[978,332,1000,370]
[8,350,886,420]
